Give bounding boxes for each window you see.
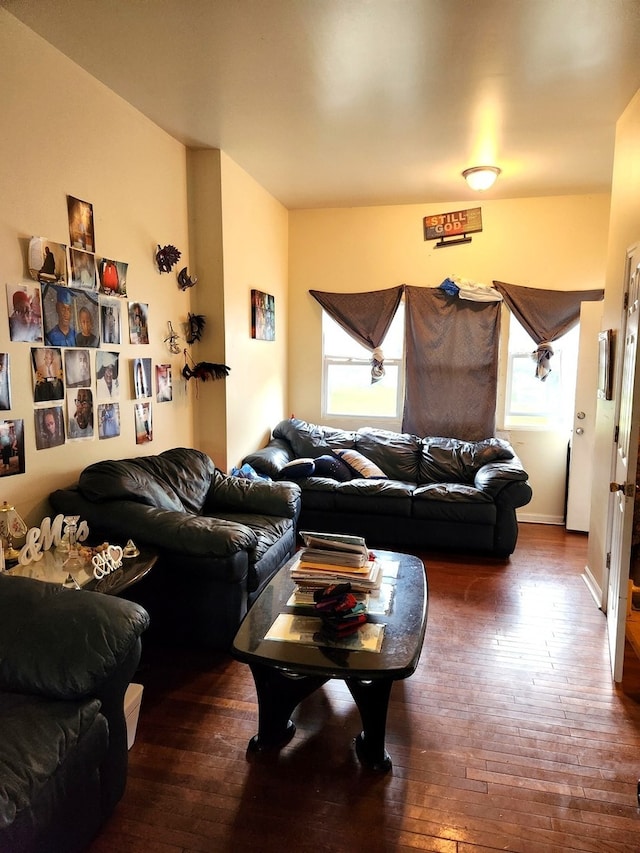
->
[322,301,405,419]
[504,312,579,429]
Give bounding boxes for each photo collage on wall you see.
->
[1,194,174,473]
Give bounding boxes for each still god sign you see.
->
[423,207,482,241]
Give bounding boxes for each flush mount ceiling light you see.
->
[462,165,501,191]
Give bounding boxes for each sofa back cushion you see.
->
[79,447,215,514]
[419,437,514,484]
[354,427,423,482]
[273,418,355,458]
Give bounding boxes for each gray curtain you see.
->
[309,285,404,349]
[493,280,604,342]
[401,286,500,440]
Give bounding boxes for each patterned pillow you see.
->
[277,458,316,479]
[313,453,353,482]
[335,449,388,479]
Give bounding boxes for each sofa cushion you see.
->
[313,454,353,482]
[413,483,496,523]
[79,447,215,514]
[277,458,316,479]
[355,427,423,482]
[419,437,514,484]
[273,418,356,458]
[335,449,388,479]
[334,479,413,516]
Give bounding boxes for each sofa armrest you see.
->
[474,459,532,507]
[0,574,149,701]
[206,469,301,519]
[242,438,295,479]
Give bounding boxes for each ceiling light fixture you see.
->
[462,165,501,191]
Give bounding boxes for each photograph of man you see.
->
[98,402,120,439]
[7,285,42,343]
[32,347,64,403]
[133,357,151,399]
[27,237,67,285]
[75,305,99,347]
[64,349,91,389]
[35,406,65,450]
[67,388,94,439]
[128,302,149,345]
[44,285,76,347]
[100,299,121,345]
[96,351,119,399]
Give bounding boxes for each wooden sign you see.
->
[423,207,483,245]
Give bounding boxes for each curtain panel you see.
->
[309,285,404,350]
[401,286,501,440]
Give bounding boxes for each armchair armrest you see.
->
[206,469,301,519]
[0,574,149,701]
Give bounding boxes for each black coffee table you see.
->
[232,549,428,772]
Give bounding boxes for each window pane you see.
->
[326,363,399,417]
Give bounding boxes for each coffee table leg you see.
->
[346,677,393,772]
[247,663,328,754]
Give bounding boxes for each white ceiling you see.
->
[4,0,640,209]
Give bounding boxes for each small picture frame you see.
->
[597,329,614,401]
[251,289,275,341]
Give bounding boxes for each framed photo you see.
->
[597,329,614,401]
[67,195,95,253]
[251,289,275,341]
[156,364,172,402]
[128,302,149,345]
[35,406,65,450]
[100,297,122,345]
[27,237,67,284]
[133,357,152,399]
[98,402,121,439]
[6,283,43,343]
[98,259,128,297]
[0,419,25,477]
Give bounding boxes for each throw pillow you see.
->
[313,453,353,482]
[335,449,388,479]
[277,458,316,479]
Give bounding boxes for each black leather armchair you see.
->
[0,574,149,853]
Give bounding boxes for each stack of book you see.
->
[290,531,382,593]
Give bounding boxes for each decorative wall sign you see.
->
[423,207,482,247]
[251,289,275,340]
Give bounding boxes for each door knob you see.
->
[610,482,638,497]
[575,427,584,435]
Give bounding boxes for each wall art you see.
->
[100,297,122,345]
[98,258,128,297]
[31,347,64,403]
[98,402,121,439]
[133,357,152,399]
[64,349,91,389]
[251,289,275,341]
[67,195,95,253]
[67,389,94,440]
[27,237,67,284]
[128,301,149,344]
[69,248,97,291]
[6,283,43,343]
[34,406,65,450]
[0,419,25,477]
[0,354,10,411]
[95,351,119,400]
[134,402,152,444]
[156,364,172,402]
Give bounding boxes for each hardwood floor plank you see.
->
[84,524,640,852]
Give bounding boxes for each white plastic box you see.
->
[124,683,144,750]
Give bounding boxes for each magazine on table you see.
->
[265,613,385,653]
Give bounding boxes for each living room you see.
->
[3,3,640,850]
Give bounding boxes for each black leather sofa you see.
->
[0,574,149,853]
[50,447,301,649]
[243,418,532,557]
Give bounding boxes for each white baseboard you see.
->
[517,511,564,525]
[582,565,604,611]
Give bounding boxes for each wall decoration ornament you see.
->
[164,321,181,353]
[185,313,206,343]
[155,244,181,273]
[177,267,197,290]
[182,349,230,389]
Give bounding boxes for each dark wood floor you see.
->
[88,524,640,852]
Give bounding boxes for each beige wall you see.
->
[0,11,194,527]
[587,88,640,602]
[289,195,611,524]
